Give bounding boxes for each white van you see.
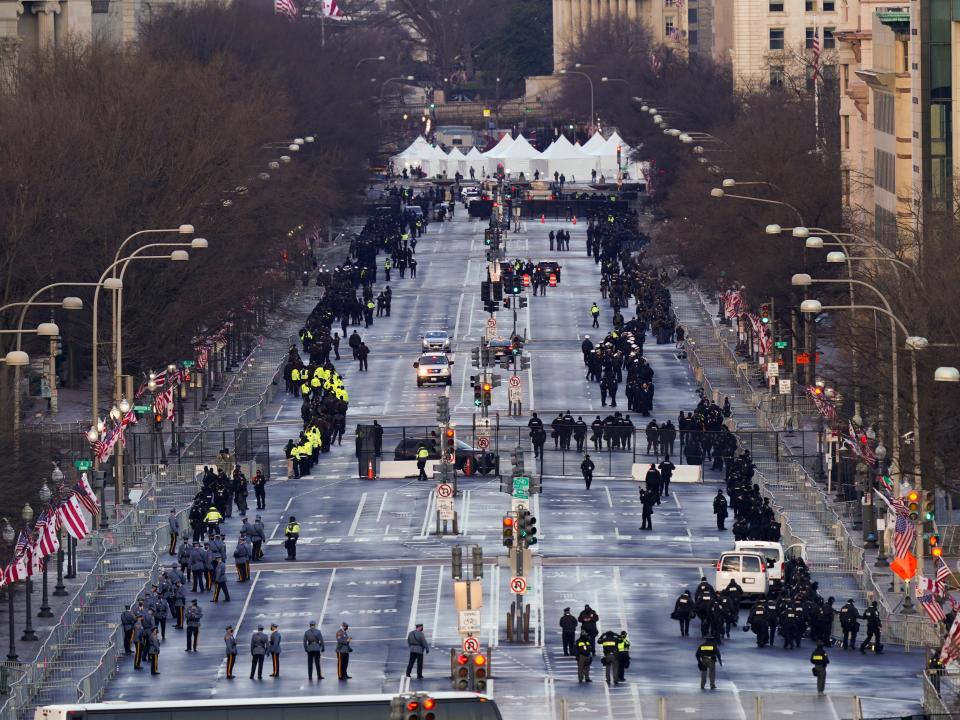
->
[733,541,806,591]
[715,551,769,600]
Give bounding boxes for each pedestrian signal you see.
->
[518,296,528,309]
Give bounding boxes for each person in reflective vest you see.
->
[284,517,300,561]
[810,643,829,694]
[576,633,592,683]
[590,303,600,328]
[416,445,429,482]
[696,638,722,689]
[616,631,630,682]
[203,506,223,538]
[599,630,620,685]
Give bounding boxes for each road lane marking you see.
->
[408,565,423,631]
[318,568,336,627]
[348,493,367,536]
[376,492,388,523]
[234,571,261,635]
[431,565,444,647]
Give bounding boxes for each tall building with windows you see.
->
[730,0,840,89]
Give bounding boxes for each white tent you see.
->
[540,135,595,182]
[420,143,450,177]
[442,147,468,177]
[481,133,516,174]
[580,131,608,155]
[464,147,484,179]
[392,135,432,171]
[498,134,547,179]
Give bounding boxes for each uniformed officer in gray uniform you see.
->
[405,623,429,678]
[250,625,269,679]
[168,509,180,555]
[185,599,202,651]
[269,623,282,677]
[190,543,206,592]
[121,605,136,654]
[252,516,266,561]
[148,627,161,675]
[224,626,238,679]
[212,558,230,603]
[303,620,325,680]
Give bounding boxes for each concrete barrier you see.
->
[631,463,702,483]
[378,460,439,479]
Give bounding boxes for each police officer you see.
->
[860,600,882,654]
[131,616,145,669]
[580,455,595,490]
[224,625,238,679]
[203,505,223,538]
[121,605,136,654]
[591,302,601,328]
[673,590,694,636]
[559,608,578,655]
[233,537,250,583]
[576,632,593,683]
[696,637,722,689]
[304,620,325,681]
[713,490,728,531]
[405,622,429,679]
[148,627,161,675]
[284,516,300,561]
[269,623,282,677]
[599,629,620,685]
[211,558,230,603]
[746,597,769,647]
[336,622,352,679]
[416,444,429,482]
[190,542,206,592]
[810,643,829,693]
[838,598,860,649]
[251,515,266,561]
[252,469,266,510]
[168,509,180,555]
[616,631,630,683]
[185,599,202,652]
[250,625,269,679]
[928,647,946,695]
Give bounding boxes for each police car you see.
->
[421,330,452,353]
[414,353,452,387]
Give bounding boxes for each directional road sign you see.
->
[511,476,529,500]
[462,635,481,653]
[508,375,521,388]
[436,483,454,499]
[510,576,527,594]
[437,497,455,521]
[477,437,490,450]
[485,317,497,340]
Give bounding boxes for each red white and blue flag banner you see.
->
[722,290,743,319]
[275,0,298,18]
[804,385,836,421]
[322,0,343,17]
[917,581,946,624]
[893,512,916,559]
[937,558,953,596]
[74,475,100,516]
[939,612,960,665]
[57,496,90,541]
[154,386,176,421]
[842,421,876,466]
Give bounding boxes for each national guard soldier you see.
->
[121,605,136,654]
[405,623,429,679]
[336,622,352,680]
[250,625,269,679]
[599,629,620,685]
[838,598,860,649]
[304,621,325,680]
[616,631,631,683]
[269,623,282,677]
[860,600,882,654]
[148,627,161,675]
[284,516,300,561]
[224,626,238,679]
[810,643,829,693]
[211,558,230,603]
[168,509,180,555]
[696,637,722,689]
[576,632,593,683]
[185,599,202,652]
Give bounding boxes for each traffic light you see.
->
[492,281,503,301]
[929,533,943,557]
[520,355,531,370]
[510,447,524,477]
[472,546,483,578]
[436,396,450,424]
[518,296,528,309]
[444,427,456,463]
[473,383,482,407]
[923,490,935,521]
[481,382,492,406]
[907,490,920,521]
[511,276,522,295]
[470,653,488,692]
[511,337,522,356]
[451,545,463,579]
[483,300,498,314]
[759,304,771,324]
[453,654,470,689]
[471,348,480,368]
[502,515,515,547]
[518,509,538,546]
[481,281,491,302]
[503,297,511,309]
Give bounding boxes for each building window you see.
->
[823,0,835,9]
[841,64,849,90]
[688,8,698,22]
[874,149,895,192]
[874,92,894,134]
[875,206,897,249]
[91,0,109,12]
[688,29,699,45]
[805,28,816,49]
[769,29,785,50]
[665,19,675,36]
[805,0,816,10]
[841,169,850,206]
[824,27,835,48]
[842,115,850,149]
[769,0,784,11]
[770,65,785,86]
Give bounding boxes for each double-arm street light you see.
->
[354,55,385,72]
[559,69,595,133]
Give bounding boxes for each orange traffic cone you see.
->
[540,214,545,224]
[367,460,375,479]
[572,216,577,225]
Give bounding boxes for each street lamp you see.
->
[36,485,52,619]
[935,367,960,382]
[2,518,16,662]
[354,55,385,71]
[20,504,36,642]
[559,69,595,133]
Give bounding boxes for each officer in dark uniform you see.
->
[121,605,136,654]
[746,598,769,647]
[838,598,860,649]
[250,625,269,679]
[580,455,595,490]
[576,632,593,683]
[673,590,694,636]
[810,643,829,693]
[560,608,578,655]
[696,637,722,689]
[860,601,882,654]
[599,630,620,685]
[713,491,729,531]
[224,626,237,679]
[269,623,283,677]
[304,621,325,680]
[616,631,631,683]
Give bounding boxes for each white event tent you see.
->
[498,134,547,179]
[481,133,516,175]
[540,135,595,181]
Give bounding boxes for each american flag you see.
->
[939,612,960,665]
[321,0,343,17]
[937,558,952,596]
[154,386,176,421]
[649,53,662,74]
[917,584,947,624]
[73,479,100,516]
[894,512,916,558]
[811,28,822,82]
[14,530,29,559]
[275,0,298,18]
[889,494,908,516]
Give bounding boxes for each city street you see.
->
[102,209,925,718]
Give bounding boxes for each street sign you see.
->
[508,375,521,388]
[462,634,481,653]
[485,317,497,340]
[512,476,530,499]
[437,497,455,521]
[74,459,93,471]
[511,497,529,513]
[477,437,490,450]
[436,483,454,499]
[459,611,481,635]
[767,362,779,377]
[133,405,152,415]
[510,576,527,594]
[508,385,521,403]
[778,379,792,395]
[181,360,196,368]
